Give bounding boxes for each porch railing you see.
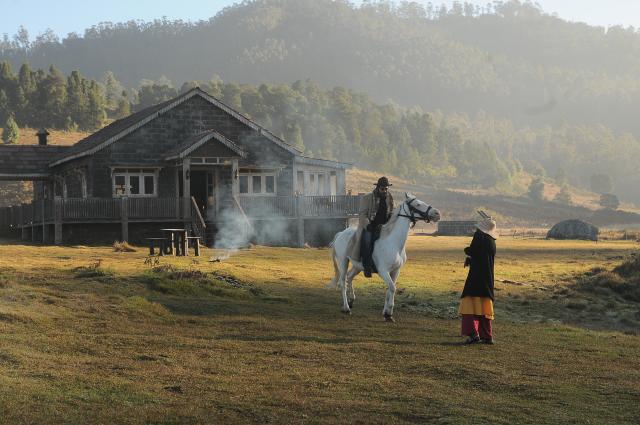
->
[62,198,121,221]
[237,196,296,217]
[0,195,362,230]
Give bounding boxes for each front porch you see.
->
[0,195,361,247]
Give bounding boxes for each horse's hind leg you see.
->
[345,266,360,309]
[339,260,352,314]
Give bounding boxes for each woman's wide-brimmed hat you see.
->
[374,176,392,187]
[476,210,499,239]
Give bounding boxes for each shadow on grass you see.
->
[215,334,355,344]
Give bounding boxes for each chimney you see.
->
[36,128,50,146]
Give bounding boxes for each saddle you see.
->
[361,226,381,278]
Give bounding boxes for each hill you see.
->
[347,168,640,228]
[3,0,640,135]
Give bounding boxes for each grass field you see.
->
[0,236,639,424]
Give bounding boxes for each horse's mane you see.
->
[379,205,402,239]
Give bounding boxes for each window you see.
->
[307,172,327,195]
[114,175,126,196]
[330,172,337,196]
[296,171,304,194]
[238,171,277,196]
[265,175,275,194]
[129,175,140,195]
[144,176,155,195]
[112,169,158,197]
[239,176,249,194]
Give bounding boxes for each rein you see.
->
[397,198,432,227]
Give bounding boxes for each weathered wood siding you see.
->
[68,95,295,198]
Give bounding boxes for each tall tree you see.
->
[66,70,87,128]
[84,80,106,130]
[2,115,19,144]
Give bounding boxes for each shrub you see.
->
[73,260,115,281]
[113,240,136,252]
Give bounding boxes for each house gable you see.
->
[49,88,300,168]
[164,130,245,161]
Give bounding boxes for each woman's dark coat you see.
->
[461,229,496,300]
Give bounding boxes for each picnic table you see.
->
[152,228,201,256]
[160,228,188,256]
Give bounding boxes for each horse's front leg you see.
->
[380,270,397,322]
[388,268,400,316]
[345,266,360,309]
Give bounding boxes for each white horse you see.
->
[329,193,441,321]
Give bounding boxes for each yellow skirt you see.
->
[458,297,494,320]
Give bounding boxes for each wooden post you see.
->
[214,168,220,216]
[19,206,27,241]
[54,198,62,245]
[41,198,47,244]
[292,160,298,194]
[181,230,188,257]
[31,202,35,242]
[121,197,129,242]
[183,159,191,219]
[296,195,305,247]
[231,158,239,197]
[175,167,181,219]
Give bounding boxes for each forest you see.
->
[1,0,639,203]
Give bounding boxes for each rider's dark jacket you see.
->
[347,190,394,261]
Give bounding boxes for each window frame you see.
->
[112,168,159,197]
[238,171,277,196]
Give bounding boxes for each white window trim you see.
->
[112,169,159,197]
[238,172,277,196]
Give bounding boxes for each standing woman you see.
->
[459,212,498,344]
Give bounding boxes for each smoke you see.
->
[212,208,252,251]
[210,202,295,261]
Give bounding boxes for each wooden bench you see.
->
[185,236,202,256]
[146,237,169,256]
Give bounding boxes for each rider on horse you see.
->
[347,176,394,277]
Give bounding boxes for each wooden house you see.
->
[0,88,358,246]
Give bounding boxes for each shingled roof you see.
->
[49,88,301,167]
[0,145,71,180]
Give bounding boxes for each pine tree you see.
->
[102,71,125,114]
[40,65,67,128]
[0,89,8,123]
[66,70,86,127]
[17,63,36,125]
[114,90,131,119]
[85,80,106,130]
[2,115,19,144]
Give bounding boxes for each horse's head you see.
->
[403,192,441,223]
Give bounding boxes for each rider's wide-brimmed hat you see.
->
[476,210,499,239]
[374,176,392,187]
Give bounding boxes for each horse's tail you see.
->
[327,232,343,289]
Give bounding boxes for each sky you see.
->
[1,0,640,40]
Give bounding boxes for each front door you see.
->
[190,170,215,220]
[190,170,208,215]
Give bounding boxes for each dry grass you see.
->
[1,127,90,146]
[0,237,639,424]
[113,240,137,252]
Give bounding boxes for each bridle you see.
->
[397,198,433,227]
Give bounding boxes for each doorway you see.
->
[190,170,215,220]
